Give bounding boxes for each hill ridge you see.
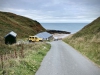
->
[0,11,45,43]
[73,17,100,37]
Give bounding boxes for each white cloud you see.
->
[0,0,100,23]
[1,8,26,13]
[0,7,98,23]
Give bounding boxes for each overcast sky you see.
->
[0,0,100,23]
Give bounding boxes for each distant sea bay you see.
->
[41,23,88,34]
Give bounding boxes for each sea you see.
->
[41,23,89,34]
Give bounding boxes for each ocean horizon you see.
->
[41,23,89,34]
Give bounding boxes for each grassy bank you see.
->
[63,35,100,65]
[63,17,100,66]
[0,42,51,75]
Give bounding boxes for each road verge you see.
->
[0,42,51,75]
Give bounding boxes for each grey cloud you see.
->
[0,0,100,23]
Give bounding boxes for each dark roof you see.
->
[36,32,52,38]
[5,31,17,38]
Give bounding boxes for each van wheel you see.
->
[39,40,43,42]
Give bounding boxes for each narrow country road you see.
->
[35,40,100,75]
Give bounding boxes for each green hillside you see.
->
[0,11,50,75]
[73,17,100,38]
[0,11,45,40]
[64,17,100,65]
[0,11,45,49]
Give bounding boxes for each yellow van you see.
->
[29,36,43,42]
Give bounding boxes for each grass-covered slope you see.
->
[0,11,45,44]
[0,11,49,75]
[73,17,100,39]
[0,42,51,75]
[0,11,45,39]
[63,17,100,65]
[0,11,45,51]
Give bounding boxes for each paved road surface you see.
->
[35,40,100,75]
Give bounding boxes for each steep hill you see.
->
[73,17,100,39]
[0,11,46,51]
[64,17,100,65]
[0,11,45,42]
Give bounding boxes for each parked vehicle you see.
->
[54,37,58,41]
[29,36,43,42]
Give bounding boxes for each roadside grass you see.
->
[63,35,100,66]
[0,42,51,75]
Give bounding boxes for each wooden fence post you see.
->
[20,44,24,58]
[1,55,3,69]
[0,54,6,75]
[15,50,17,58]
